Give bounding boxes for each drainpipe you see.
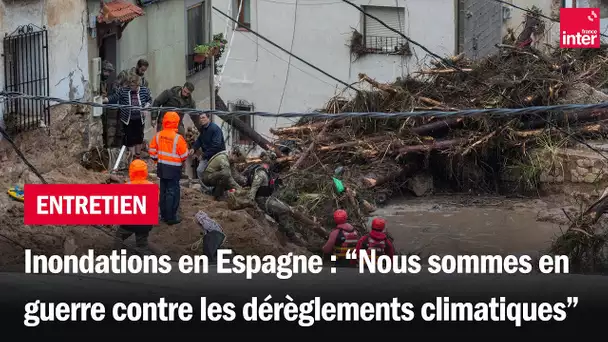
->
[208,0,215,111]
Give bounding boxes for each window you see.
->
[186,2,207,75]
[228,101,254,145]
[235,0,251,29]
[362,6,408,54]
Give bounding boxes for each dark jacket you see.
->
[107,86,153,125]
[192,122,226,160]
[152,86,196,123]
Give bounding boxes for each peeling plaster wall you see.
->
[0,0,89,101]
[212,0,456,153]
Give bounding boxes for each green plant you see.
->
[212,33,228,74]
[193,33,228,74]
[193,44,211,55]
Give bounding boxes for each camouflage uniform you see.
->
[116,67,149,89]
[152,86,196,136]
[201,151,242,199]
[100,60,115,97]
[246,165,297,239]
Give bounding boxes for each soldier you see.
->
[100,60,115,97]
[201,150,242,200]
[238,153,303,245]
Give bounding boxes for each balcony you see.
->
[186,53,209,77]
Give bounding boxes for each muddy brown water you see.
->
[372,195,566,257]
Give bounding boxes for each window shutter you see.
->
[364,6,404,38]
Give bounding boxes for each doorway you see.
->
[100,34,122,148]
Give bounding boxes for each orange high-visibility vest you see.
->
[148,130,188,167]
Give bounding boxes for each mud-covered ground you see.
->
[0,106,307,269]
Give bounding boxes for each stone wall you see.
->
[503,142,608,186]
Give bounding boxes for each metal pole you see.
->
[208,0,215,111]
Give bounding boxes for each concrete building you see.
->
[0,0,89,133]
[85,0,213,147]
[213,0,461,155]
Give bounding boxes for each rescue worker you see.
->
[322,209,360,267]
[152,82,196,135]
[148,111,189,225]
[100,60,115,97]
[114,159,155,254]
[240,153,303,245]
[354,217,395,259]
[201,149,241,200]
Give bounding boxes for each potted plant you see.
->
[193,44,210,63]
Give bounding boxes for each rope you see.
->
[3,90,608,119]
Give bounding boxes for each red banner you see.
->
[560,8,601,49]
[23,184,159,225]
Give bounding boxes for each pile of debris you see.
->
[260,46,608,235]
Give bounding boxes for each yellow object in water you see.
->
[7,186,24,202]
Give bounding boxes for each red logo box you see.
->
[23,184,159,225]
[560,8,601,48]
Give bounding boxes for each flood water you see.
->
[373,195,565,257]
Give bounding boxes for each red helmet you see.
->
[371,217,386,231]
[333,209,348,224]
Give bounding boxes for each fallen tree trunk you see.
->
[271,119,347,136]
[358,73,397,93]
[417,68,472,74]
[289,209,328,238]
[318,135,391,151]
[362,163,419,188]
[512,121,608,138]
[396,138,466,154]
[523,110,608,129]
[291,119,334,171]
[410,117,465,136]
[240,155,296,166]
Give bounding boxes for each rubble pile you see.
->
[263,46,608,235]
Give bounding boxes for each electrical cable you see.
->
[276,0,299,127]
[212,5,359,93]
[4,90,608,120]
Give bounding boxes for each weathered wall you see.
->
[213,0,457,154]
[501,0,561,50]
[0,0,89,100]
[502,143,608,187]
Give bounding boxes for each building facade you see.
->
[86,0,213,145]
[212,0,459,154]
[0,0,89,133]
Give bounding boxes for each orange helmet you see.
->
[333,209,348,225]
[371,217,386,231]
